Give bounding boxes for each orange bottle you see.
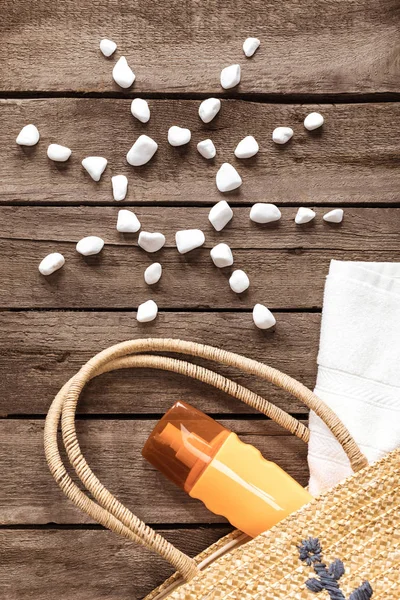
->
[142,401,312,537]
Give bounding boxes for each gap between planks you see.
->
[0,307,322,313]
[0,523,233,531]
[2,91,400,104]
[0,412,310,421]
[3,201,400,208]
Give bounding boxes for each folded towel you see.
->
[308,260,400,496]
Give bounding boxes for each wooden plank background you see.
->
[1,528,231,600]
[0,312,319,415]
[1,0,399,598]
[0,419,308,525]
[1,0,399,95]
[1,100,400,205]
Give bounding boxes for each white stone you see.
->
[253,303,276,330]
[295,207,316,225]
[168,126,191,147]
[229,269,250,294]
[76,236,105,256]
[272,127,294,144]
[304,112,324,131]
[234,136,259,159]
[197,139,216,159]
[47,144,72,162]
[323,208,344,223]
[243,37,260,57]
[138,231,166,253]
[16,124,40,146]
[216,163,242,193]
[144,263,162,285]
[111,175,128,201]
[100,38,117,57]
[112,56,135,88]
[198,98,221,123]
[126,135,158,166]
[116,209,141,233]
[250,203,281,224]
[137,299,158,323]
[208,200,233,231]
[220,64,241,89]
[82,157,108,181]
[210,243,233,268]
[38,253,65,276]
[175,229,205,254]
[131,98,150,123]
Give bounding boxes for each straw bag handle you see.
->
[44,338,368,583]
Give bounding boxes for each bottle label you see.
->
[189,433,312,537]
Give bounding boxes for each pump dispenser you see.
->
[142,401,312,537]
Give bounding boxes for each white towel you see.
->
[308,260,400,496]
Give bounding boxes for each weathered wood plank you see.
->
[0,241,396,309]
[2,206,400,250]
[0,419,308,525]
[1,0,399,94]
[2,100,399,205]
[0,527,229,599]
[0,311,318,415]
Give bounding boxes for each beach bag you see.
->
[44,339,400,599]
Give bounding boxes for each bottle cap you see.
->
[142,401,229,492]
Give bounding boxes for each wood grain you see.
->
[2,100,400,205]
[0,311,319,415]
[0,241,396,309]
[2,2,399,597]
[0,419,308,525]
[1,0,399,94]
[0,527,230,599]
[2,206,400,250]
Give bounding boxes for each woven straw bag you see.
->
[44,338,400,599]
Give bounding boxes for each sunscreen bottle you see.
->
[142,401,312,537]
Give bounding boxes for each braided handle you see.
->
[44,338,368,582]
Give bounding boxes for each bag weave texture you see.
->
[149,448,399,599]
